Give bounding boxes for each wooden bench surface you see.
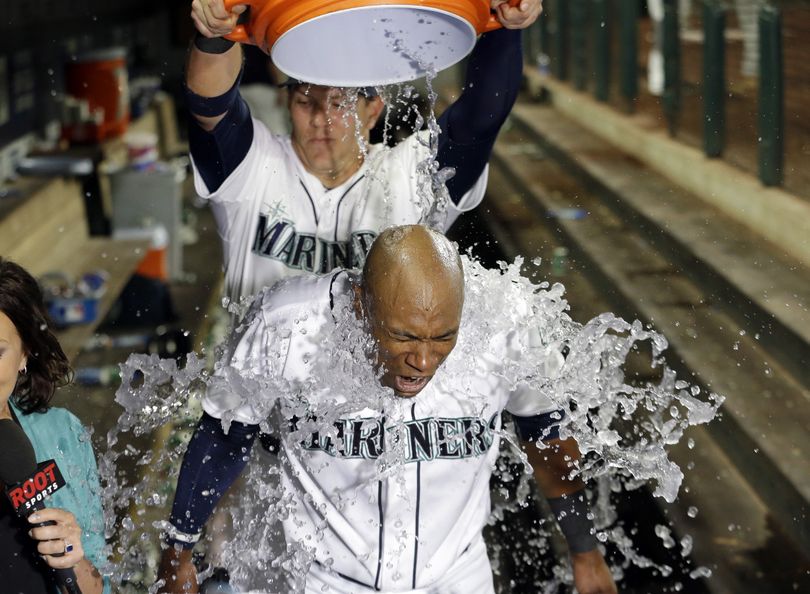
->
[54,237,149,361]
[1,177,149,362]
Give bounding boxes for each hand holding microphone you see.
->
[27,507,87,572]
[0,418,84,594]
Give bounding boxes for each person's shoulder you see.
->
[238,116,288,166]
[41,407,87,435]
[23,406,80,428]
[379,132,430,165]
[251,272,339,322]
[23,407,92,452]
[251,121,290,153]
[229,273,341,368]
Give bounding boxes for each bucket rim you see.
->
[271,5,476,87]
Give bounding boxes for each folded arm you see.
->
[185,0,254,192]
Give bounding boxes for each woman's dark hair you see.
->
[0,258,72,413]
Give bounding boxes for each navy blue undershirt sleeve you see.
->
[512,409,565,442]
[167,412,259,547]
[437,28,523,204]
[186,71,255,194]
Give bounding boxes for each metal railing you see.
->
[524,0,801,189]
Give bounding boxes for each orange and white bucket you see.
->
[224,0,511,86]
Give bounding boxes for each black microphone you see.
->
[0,418,84,594]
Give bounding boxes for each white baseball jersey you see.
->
[203,271,563,592]
[192,121,488,303]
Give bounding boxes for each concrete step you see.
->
[507,101,810,392]
[524,72,810,270]
[484,115,810,588]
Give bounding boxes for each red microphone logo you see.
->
[5,459,66,516]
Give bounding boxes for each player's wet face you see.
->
[288,85,382,187]
[365,280,462,398]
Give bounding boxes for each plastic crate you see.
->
[47,296,100,327]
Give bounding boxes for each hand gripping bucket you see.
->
[224,0,512,87]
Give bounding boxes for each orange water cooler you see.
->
[65,47,130,142]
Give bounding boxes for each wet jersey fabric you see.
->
[304,535,495,594]
[192,128,486,303]
[200,272,562,591]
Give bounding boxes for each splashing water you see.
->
[339,19,457,231]
[387,39,456,229]
[99,255,723,592]
[95,18,724,594]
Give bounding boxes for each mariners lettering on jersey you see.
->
[253,215,377,273]
[301,414,500,462]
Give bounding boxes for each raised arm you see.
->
[187,0,246,129]
[437,0,542,203]
[156,413,259,593]
[186,0,255,192]
[522,434,617,594]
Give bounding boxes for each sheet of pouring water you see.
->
[272,6,477,86]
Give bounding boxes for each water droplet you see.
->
[690,566,712,579]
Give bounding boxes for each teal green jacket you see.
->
[11,399,112,594]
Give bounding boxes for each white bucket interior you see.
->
[271,6,477,87]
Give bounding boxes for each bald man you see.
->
[158,226,616,594]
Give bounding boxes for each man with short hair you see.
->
[184,3,545,586]
[158,225,617,594]
[186,0,543,302]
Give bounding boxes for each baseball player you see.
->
[186,0,543,302]
[187,2,543,585]
[157,226,617,594]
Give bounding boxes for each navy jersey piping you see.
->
[333,175,366,241]
[327,269,346,321]
[298,179,319,225]
[338,571,376,589]
[411,402,422,588]
[374,478,384,590]
[311,560,377,590]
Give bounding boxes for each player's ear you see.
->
[364,97,385,131]
[284,86,295,108]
